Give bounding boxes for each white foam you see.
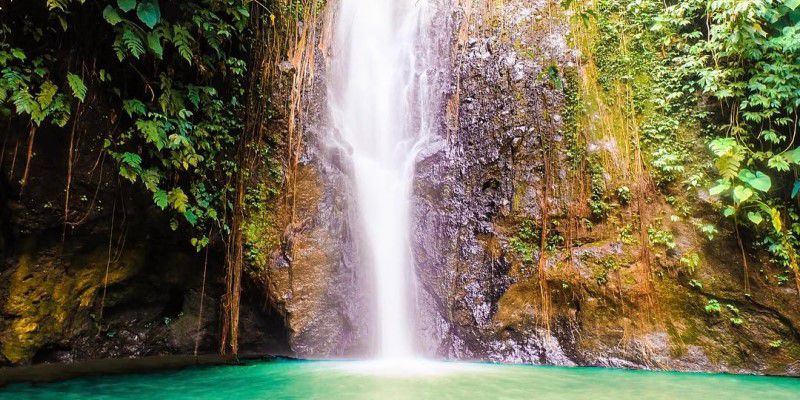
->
[325,359,490,377]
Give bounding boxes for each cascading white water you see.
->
[328,0,432,360]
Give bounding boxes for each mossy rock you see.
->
[1,239,144,364]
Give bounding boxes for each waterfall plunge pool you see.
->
[2,358,799,399]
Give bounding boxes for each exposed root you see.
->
[19,124,36,195]
[194,229,212,357]
[63,102,83,241]
[97,197,117,334]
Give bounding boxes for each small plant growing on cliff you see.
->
[700,224,718,241]
[704,299,721,315]
[680,252,701,274]
[648,227,676,250]
[726,304,744,326]
[615,185,632,206]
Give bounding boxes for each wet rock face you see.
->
[247,4,373,358]
[414,0,572,362]
[412,0,800,376]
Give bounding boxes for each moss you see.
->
[493,281,541,331]
[584,255,621,286]
[242,154,285,270]
[1,239,143,364]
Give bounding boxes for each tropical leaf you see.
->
[118,0,137,12]
[103,5,123,25]
[137,0,161,29]
[37,81,57,109]
[140,168,161,191]
[715,150,744,180]
[709,137,737,156]
[120,152,142,170]
[172,25,194,64]
[768,154,790,171]
[784,147,800,163]
[123,99,147,116]
[183,209,198,226]
[66,73,87,101]
[733,185,753,204]
[47,0,70,11]
[738,169,771,192]
[147,31,163,58]
[122,27,145,59]
[709,179,731,196]
[770,208,782,232]
[747,211,763,225]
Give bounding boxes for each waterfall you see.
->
[328,0,432,360]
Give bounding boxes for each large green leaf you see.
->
[146,31,163,58]
[137,0,161,29]
[733,185,753,204]
[747,211,763,225]
[103,5,122,25]
[738,169,771,192]
[118,0,137,12]
[784,147,800,163]
[709,179,730,196]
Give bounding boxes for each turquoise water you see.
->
[2,358,799,399]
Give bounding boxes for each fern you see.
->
[11,90,38,116]
[168,188,189,213]
[172,25,194,64]
[123,99,147,116]
[37,80,58,109]
[715,150,744,181]
[122,26,145,59]
[66,73,87,101]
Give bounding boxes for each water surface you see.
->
[2,359,799,399]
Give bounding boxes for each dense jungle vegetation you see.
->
[0,0,798,357]
[566,0,800,296]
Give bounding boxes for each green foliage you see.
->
[648,227,676,250]
[726,304,744,326]
[704,299,722,314]
[1,0,252,249]
[579,0,800,290]
[652,0,800,278]
[591,256,620,285]
[680,252,701,274]
[615,185,632,205]
[587,155,610,220]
